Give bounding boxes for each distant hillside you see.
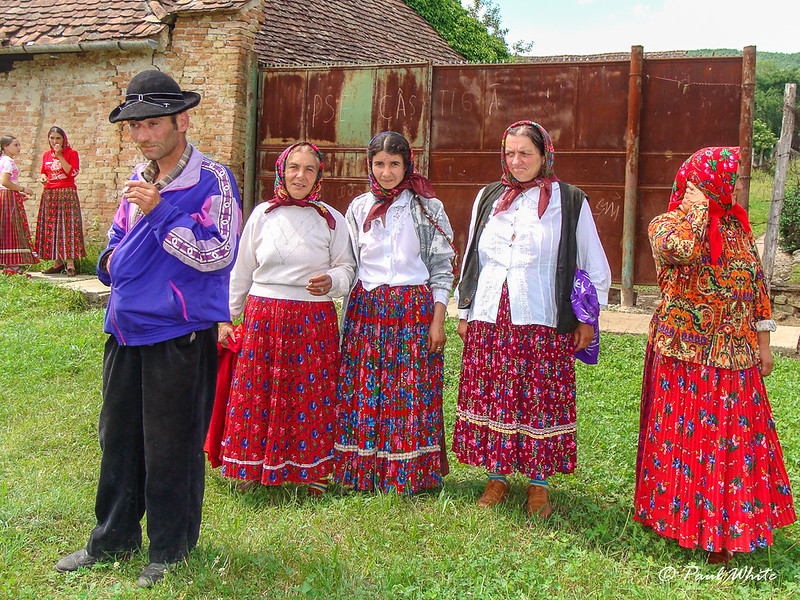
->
[687,48,800,68]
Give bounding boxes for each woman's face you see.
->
[284,147,320,200]
[371,151,406,190]
[3,139,21,158]
[504,134,545,183]
[49,132,65,150]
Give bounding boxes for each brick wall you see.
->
[0,2,262,245]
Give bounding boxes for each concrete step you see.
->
[29,271,110,308]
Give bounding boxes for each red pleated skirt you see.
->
[219,296,340,485]
[453,286,577,479]
[35,187,86,260]
[634,347,796,552]
[333,282,445,494]
[0,189,38,266]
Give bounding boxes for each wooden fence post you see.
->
[762,82,797,289]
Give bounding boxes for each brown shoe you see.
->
[526,484,553,519]
[476,479,509,508]
[42,263,65,275]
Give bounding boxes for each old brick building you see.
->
[0,0,461,241]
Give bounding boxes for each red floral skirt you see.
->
[35,187,86,260]
[0,189,38,266]
[453,286,577,479]
[333,282,445,494]
[634,347,796,552]
[219,296,340,485]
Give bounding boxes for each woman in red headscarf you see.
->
[453,121,611,518]
[634,147,796,564]
[214,142,355,496]
[332,131,456,494]
[36,126,86,276]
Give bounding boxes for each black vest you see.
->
[457,182,585,334]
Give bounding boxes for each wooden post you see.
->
[738,45,756,210]
[762,82,797,289]
[621,45,644,307]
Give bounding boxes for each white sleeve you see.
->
[228,209,261,319]
[326,209,357,299]
[455,187,485,320]
[576,198,612,306]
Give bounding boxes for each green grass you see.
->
[748,168,773,239]
[1,275,799,599]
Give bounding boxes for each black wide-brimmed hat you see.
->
[109,70,201,123]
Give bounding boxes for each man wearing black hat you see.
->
[55,70,242,588]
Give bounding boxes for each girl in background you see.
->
[0,135,38,273]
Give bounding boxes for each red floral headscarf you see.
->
[265,142,335,229]
[668,146,750,263]
[494,120,559,217]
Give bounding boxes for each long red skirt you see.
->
[35,187,86,260]
[453,286,577,479]
[219,296,340,485]
[332,283,445,494]
[634,347,796,552]
[0,189,38,266]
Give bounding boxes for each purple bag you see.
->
[572,269,600,365]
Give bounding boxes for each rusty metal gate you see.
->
[257,50,752,287]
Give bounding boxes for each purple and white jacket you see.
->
[98,146,242,346]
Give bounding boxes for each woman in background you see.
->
[0,134,38,273]
[36,126,86,276]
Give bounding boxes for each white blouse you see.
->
[228,202,355,319]
[458,183,611,325]
[349,190,450,306]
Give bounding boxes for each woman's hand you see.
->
[218,321,236,348]
[306,273,332,296]
[457,319,468,343]
[39,174,47,185]
[573,323,594,352]
[21,186,33,197]
[52,143,63,156]
[757,331,774,377]
[427,302,448,355]
[681,182,706,213]
[427,321,446,355]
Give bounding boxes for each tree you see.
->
[755,61,800,138]
[464,0,534,56]
[403,0,510,62]
[752,118,778,165]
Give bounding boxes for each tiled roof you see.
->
[0,0,251,50]
[256,0,464,65]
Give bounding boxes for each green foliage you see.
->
[1,274,800,598]
[747,167,773,238]
[779,185,800,253]
[403,0,510,62]
[755,60,800,138]
[753,118,778,160]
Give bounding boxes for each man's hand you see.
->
[122,180,162,214]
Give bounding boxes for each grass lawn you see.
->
[1,275,799,599]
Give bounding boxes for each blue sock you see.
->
[529,478,548,487]
[487,472,507,483]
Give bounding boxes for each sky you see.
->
[478,0,799,56]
